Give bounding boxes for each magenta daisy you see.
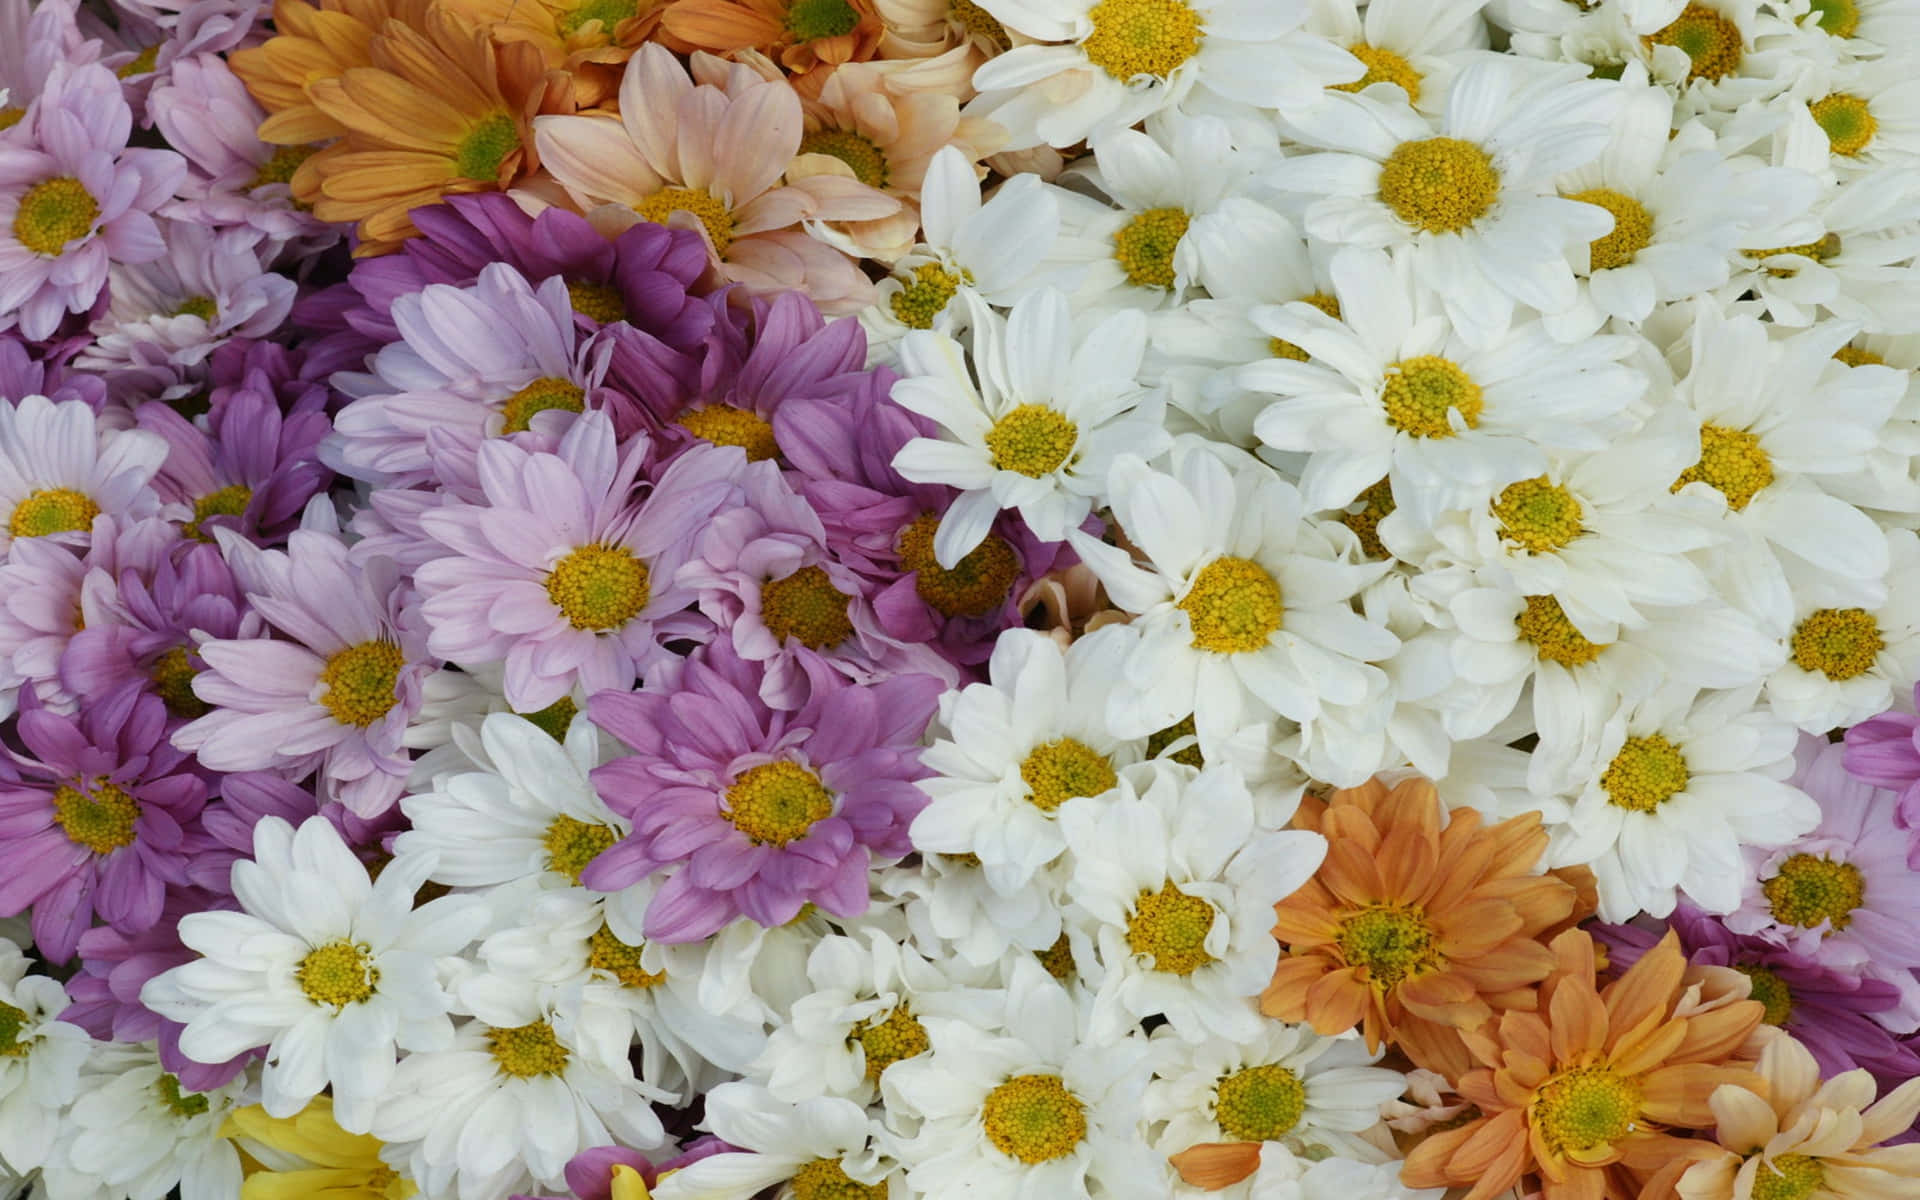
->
[580,639,944,942]
[413,411,743,714]
[136,382,332,547]
[171,528,433,817]
[0,393,169,556]
[0,61,184,340]
[0,0,100,143]
[1845,682,1920,855]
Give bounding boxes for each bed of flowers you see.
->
[5,0,1920,1198]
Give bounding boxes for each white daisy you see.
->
[1267,57,1618,346]
[0,937,92,1174]
[881,850,1068,971]
[1544,682,1820,921]
[1818,330,1920,518]
[1301,0,1491,117]
[650,1083,898,1200]
[1773,0,1920,57]
[1238,1145,1445,1200]
[399,663,592,788]
[889,287,1169,566]
[694,905,915,1031]
[50,1041,246,1200]
[139,815,491,1134]
[1627,0,1803,120]
[1763,527,1920,732]
[1057,762,1326,1043]
[964,0,1363,151]
[0,393,166,555]
[1779,54,1920,175]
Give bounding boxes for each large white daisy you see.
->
[0,936,92,1174]
[50,1041,247,1200]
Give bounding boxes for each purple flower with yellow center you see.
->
[137,382,332,546]
[0,332,107,409]
[413,412,743,714]
[581,639,944,942]
[171,528,432,818]
[1846,682,1920,860]
[0,686,206,963]
[0,61,184,341]
[0,0,101,142]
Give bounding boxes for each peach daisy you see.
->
[227,0,421,145]
[1263,775,1591,1078]
[1401,929,1766,1200]
[533,44,901,314]
[658,0,885,94]
[873,0,1010,63]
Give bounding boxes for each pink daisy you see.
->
[0,393,169,556]
[0,0,101,141]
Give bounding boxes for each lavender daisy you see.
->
[0,332,106,409]
[580,640,944,942]
[136,381,331,546]
[0,0,99,142]
[1845,682,1920,858]
[0,393,168,556]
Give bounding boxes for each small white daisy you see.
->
[1762,527,1920,732]
[0,936,92,1174]
[650,1082,899,1200]
[51,1041,247,1200]
[1779,54,1920,176]
[881,850,1068,971]
[0,393,167,555]
[1300,0,1491,117]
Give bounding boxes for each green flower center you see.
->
[1378,138,1500,234]
[1493,477,1584,554]
[981,1074,1087,1164]
[1179,555,1284,654]
[1673,423,1773,511]
[1791,608,1884,680]
[248,144,316,190]
[1532,1066,1642,1157]
[1763,854,1865,932]
[0,107,25,133]
[9,487,100,539]
[1381,355,1484,438]
[1081,0,1203,82]
[786,0,860,39]
[791,1159,885,1200]
[518,696,577,741]
[318,640,405,728]
[53,780,140,855]
[726,760,835,845]
[488,1020,570,1078]
[453,112,520,183]
[296,939,379,1008]
[897,511,1019,618]
[761,565,855,649]
[116,46,160,79]
[542,813,618,883]
[13,176,98,256]
[566,279,627,324]
[155,1073,211,1118]
[546,544,651,631]
[1112,206,1190,289]
[798,129,889,189]
[0,1002,32,1057]
[678,404,779,462]
[1810,93,1876,156]
[559,0,638,35]
[1601,734,1689,813]
[1337,904,1439,989]
[1214,1064,1307,1142]
[174,295,218,321]
[1018,737,1117,813]
[1733,964,1794,1026]
[1808,0,1858,37]
[1645,3,1744,81]
[985,404,1077,477]
[1750,1154,1825,1200]
[151,646,208,719]
[851,1003,931,1081]
[1146,714,1204,768]
[1036,933,1075,980]
[888,263,968,330]
[500,377,585,435]
[187,484,252,541]
[1126,883,1216,976]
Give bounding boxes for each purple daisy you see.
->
[171,527,433,817]
[0,332,107,409]
[0,0,101,143]
[0,686,207,963]
[0,61,183,341]
[1845,683,1920,857]
[580,639,944,942]
[136,380,331,546]
[0,393,168,556]
[413,412,741,712]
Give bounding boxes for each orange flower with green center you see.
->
[1264,776,1593,1077]
[659,0,884,93]
[1402,930,1766,1200]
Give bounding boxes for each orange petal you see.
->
[1259,955,1326,1021]
[1640,1064,1762,1128]
[1168,1142,1261,1190]
[1549,977,1609,1064]
[1602,929,1683,1034]
[1304,967,1373,1039]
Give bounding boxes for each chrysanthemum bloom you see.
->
[480,0,663,110]
[873,0,1008,66]
[0,394,168,558]
[1845,682,1920,852]
[581,639,944,941]
[0,0,101,138]
[1659,1035,1920,1200]
[0,62,184,340]
[173,529,433,817]
[0,332,104,409]
[0,688,206,963]
[0,935,93,1174]
[136,383,333,547]
[534,45,901,314]
[647,1083,895,1199]
[1401,928,1766,1200]
[659,0,884,94]
[1263,775,1590,1077]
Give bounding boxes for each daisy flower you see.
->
[659,0,885,94]
[649,1082,898,1200]
[1843,682,1920,847]
[1267,57,1618,346]
[963,0,1364,151]
[135,383,333,549]
[1764,527,1920,732]
[1065,448,1399,786]
[1783,0,1920,54]
[139,815,490,1135]
[1300,0,1490,117]
[1783,55,1920,177]
[51,1040,246,1200]
[0,935,92,1174]
[0,0,99,139]
[0,393,168,556]
[881,848,1067,970]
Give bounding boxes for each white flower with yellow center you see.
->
[1762,528,1920,732]
[49,1041,247,1200]
[1145,1023,1406,1165]
[0,936,92,1174]
[1057,762,1326,1043]
[880,849,1069,971]
[884,957,1164,1199]
[910,625,1144,893]
[1777,0,1920,56]
[1545,682,1820,921]
[890,287,1169,567]
[963,0,1363,151]
[695,905,915,1031]
[650,1083,899,1200]
[1626,0,1800,118]
[1778,55,1920,177]
[1301,0,1491,117]
[139,816,491,1134]
[1267,57,1618,346]
[1817,330,1920,516]
[1067,446,1401,786]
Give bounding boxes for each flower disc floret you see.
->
[1810,94,1876,156]
[1762,854,1865,932]
[546,544,651,632]
[454,113,521,182]
[9,487,101,539]
[248,145,316,190]
[786,0,860,39]
[13,177,99,256]
[1269,292,1342,362]
[1834,345,1884,367]
[1337,905,1439,989]
[1037,934,1075,980]
[1019,738,1118,812]
[1145,714,1203,768]
[949,0,1007,43]
[1080,0,1203,82]
[981,1074,1088,1164]
[1125,883,1216,975]
[1213,1064,1306,1142]
[296,940,379,1008]
[500,377,586,435]
[1750,1155,1825,1200]
[761,565,855,648]
[587,923,666,988]
[1377,138,1501,234]
[637,187,734,253]
[154,1073,210,1118]
[1645,3,1743,82]
[898,512,1020,617]
[1743,235,1842,276]
[726,760,835,845]
[543,813,618,882]
[151,646,208,719]
[1807,0,1858,37]
[487,1020,570,1078]
[678,405,779,462]
[1733,965,1794,1026]
[799,129,889,189]
[1380,356,1483,438]
[985,405,1078,477]
[53,780,140,854]
[522,696,578,741]
[1332,43,1423,102]
[1178,555,1284,653]
[851,1003,930,1081]
[1531,1066,1642,1157]
[0,1001,28,1057]
[187,484,252,541]
[1112,206,1190,289]
[889,264,967,329]
[1518,595,1609,666]
[319,641,406,728]
[791,1159,885,1200]
[1791,608,1884,680]
[1602,734,1689,813]
[566,280,628,324]
[1493,477,1584,554]
[1568,188,1654,271]
[561,0,639,35]
[1673,423,1773,510]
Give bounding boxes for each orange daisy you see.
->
[1263,775,1593,1077]
[658,0,885,94]
[1401,929,1766,1200]
[228,0,432,145]
[468,0,667,108]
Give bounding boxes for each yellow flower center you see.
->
[566,280,627,324]
[500,377,585,435]
[1268,291,1343,362]
[247,144,316,190]
[791,1159,885,1200]
[888,263,969,330]
[318,641,406,728]
[1763,854,1865,932]
[761,564,855,648]
[9,486,100,539]
[1214,1064,1307,1142]
[799,129,890,189]
[1112,206,1190,289]
[1019,737,1118,813]
[1567,188,1655,272]
[1126,883,1216,975]
[1337,904,1439,989]
[1081,0,1202,81]
[53,780,140,855]
[559,0,638,36]
[1807,0,1859,37]
[1329,476,1394,560]
[677,404,778,462]
[1743,233,1842,277]
[636,187,734,254]
[0,1001,29,1057]
[1517,595,1610,667]
[546,544,651,631]
[1493,477,1584,554]
[1733,964,1794,1026]
[985,404,1078,478]
[587,923,666,988]
[851,1003,930,1081]
[1645,3,1743,82]
[0,107,25,132]
[786,0,860,40]
[296,940,379,1008]
[1179,555,1285,654]
[1036,933,1076,980]
[1791,607,1884,680]
[726,760,835,845]
[1810,93,1876,156]
[453,112,520,183]
[542,813,618,882]
[519,695,577,741]
[897,512,1019,617]
[12,176,98,256]
[173,295,218,321]
[488,1020,570,1078]
[1672,423,1773,511]
[151,646,208,719]
[187,484,252,541]
[1750,1154,1826,1200]
[1145,713,1203,768]
[1332,42,1423,103]
[981,1074,1088,1164]
[949,0,1008,45]
[1602,734,1690,812]
[1380,355,1483,438]
[116,45,160,78]
[1378,138,1500,234]
[1833,344,1885,367]
[1532,1066,1643,1158]
[155,1073,211,1118]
